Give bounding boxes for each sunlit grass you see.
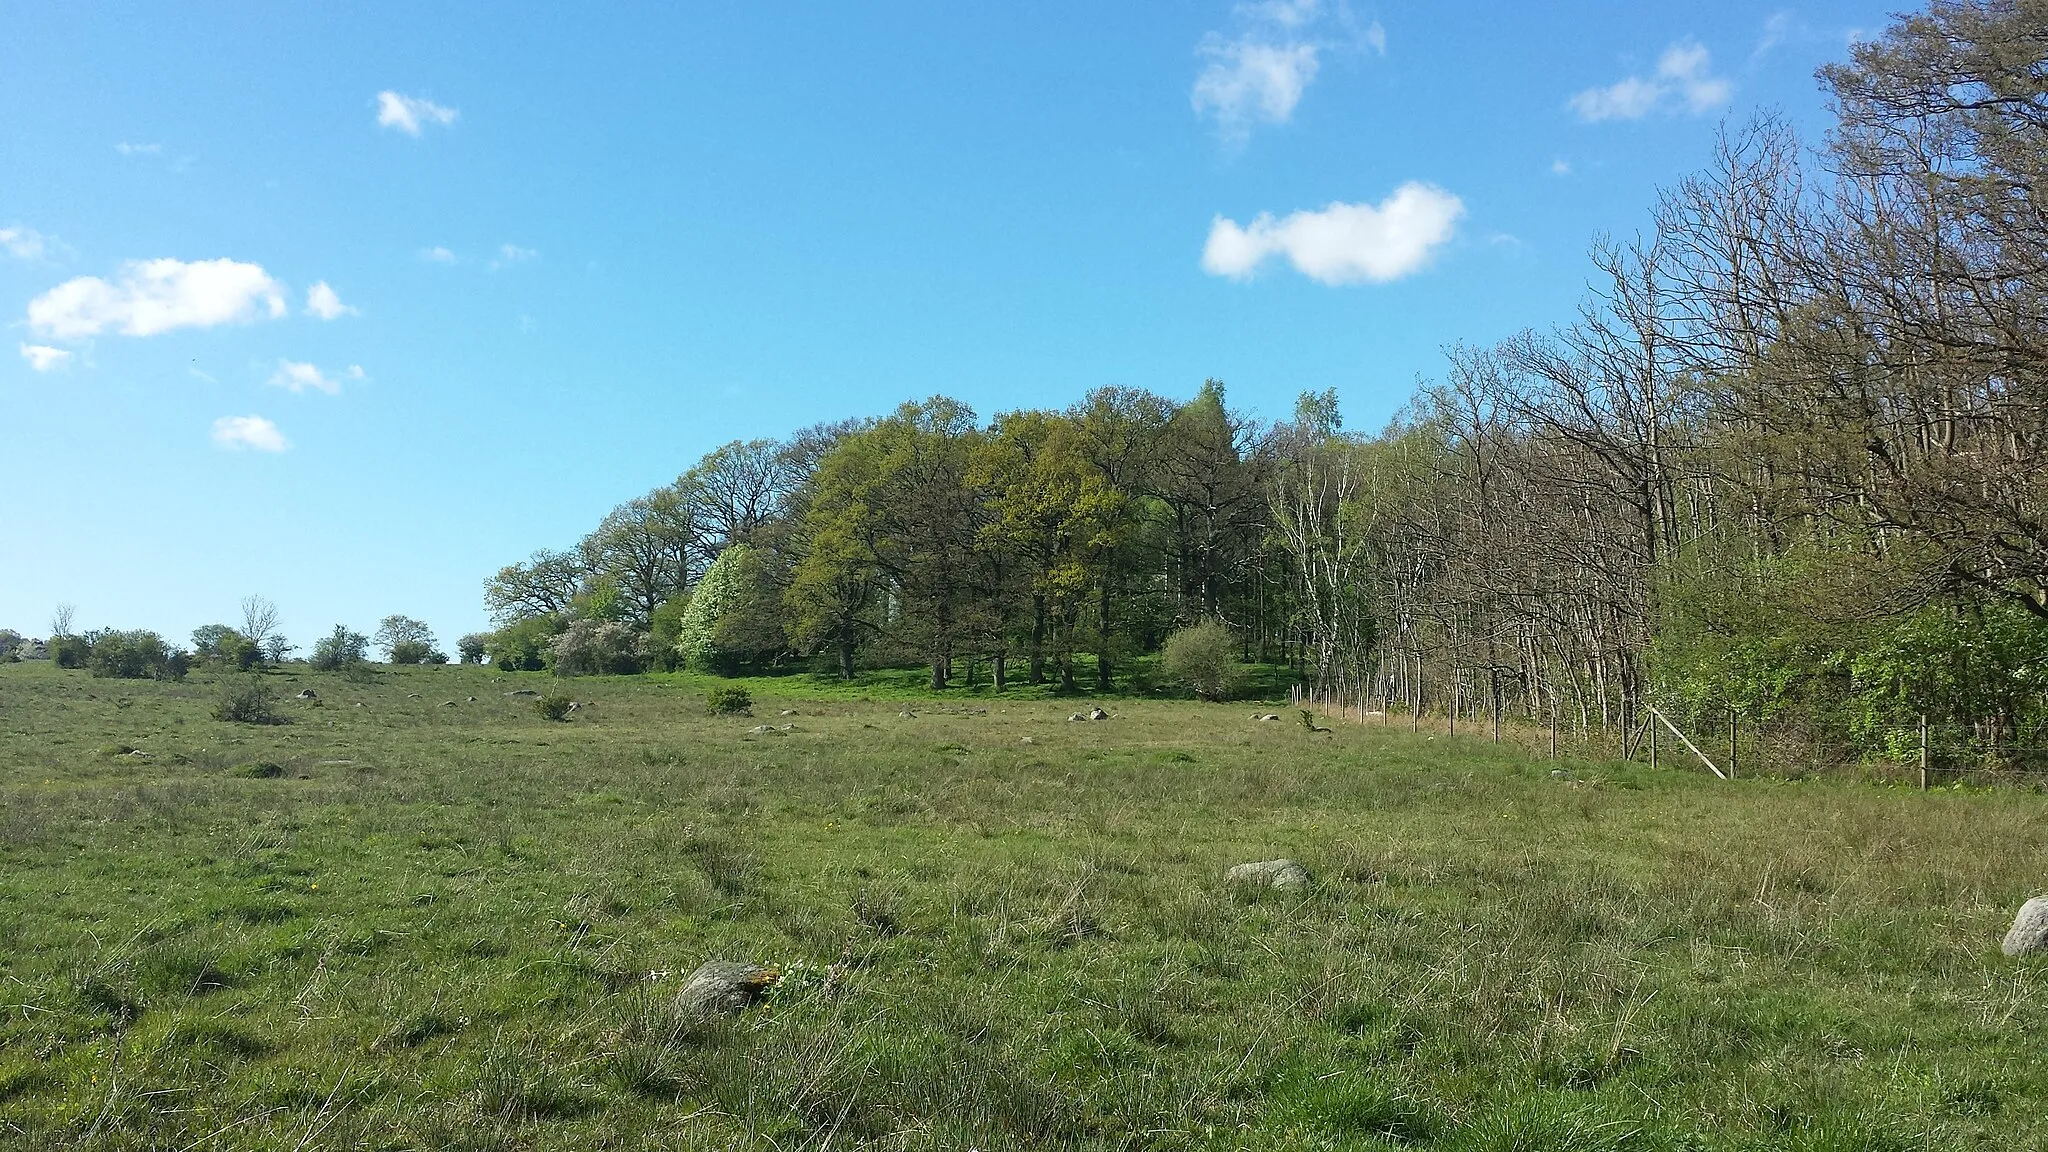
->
[1,658,2044,1149]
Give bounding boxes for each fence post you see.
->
[1919,714,1929,791]
[1728,707,1738,780]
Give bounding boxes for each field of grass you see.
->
[2,658,2045,1150]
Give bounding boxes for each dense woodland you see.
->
[476,2,2045,769]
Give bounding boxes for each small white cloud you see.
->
[421,246,458,264]
[189,365,218,384]
[490,243,538,270]
[1571,39,1732,122]
[115,141,163,156]
[1203,182,1465,285]
[26,258,287,340]
[376,90,459,136]
[305,281,357,320]
[1362,20,1387,55]
[346,364,366,380]
[1551,158,1572,176]
[1194,38,1321,142]
[0,225,49,261]
[212,415,289,453]
[1754,11,1793,59]
[269,359,348,395]
[19,343,72,371]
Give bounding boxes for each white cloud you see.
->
[1551,158,1573,176]
[376,91,459,136]
[1202,183,1465,285]
[1570,39,1732,122]
[1194,38,1320,142]
[305,281,357,320]
[268,359,360,395]
[115,141,163,156]
[0,225,50,261]
[421,246,458,264]
[19,343,72,371]
[1194,0,1379,144]
[489,243,538,270]
[212,415,289,453]
[26,258,287,340]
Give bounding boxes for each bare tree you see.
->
[240,595,282,654]
[50,603,75,638]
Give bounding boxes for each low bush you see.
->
[213,678,281,725]
[706,686,753,716]
[229,761,285,779]
[535,694,574,722]
[1160,620,1245,701]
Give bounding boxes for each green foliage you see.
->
[677,543,781,672]
[457,633,490,664]
[49,634,89,668]
[229,761,285,779]
[376,615,439,664]
[487,615,559,672]
[644,595,692,672]
[534,693,574,721]
[309,625,370,672]
[212,677,280,724]
[84,629,186,680]
[1160,619,1245,700]
[705,685,752,715]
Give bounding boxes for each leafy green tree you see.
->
[310,625,370,671]
[677,543,784,672]
[486,616,558,672]
[375,615,439,664]
[1161,619,1246,701]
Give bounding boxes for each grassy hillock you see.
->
[1,659,2044,1149]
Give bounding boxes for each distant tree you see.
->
[310,625,370,671]
[485,549,587,625]
[50,603,75,639]
[457,633,490,664]
[375,615,438,664]
[0,629,22,661]
[239,595,282,661]
[579,489,699,626]
[261,634,295,664]
[192,624,261,670]
[677,543,784,672]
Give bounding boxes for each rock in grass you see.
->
[676,960,779,1016]
[1088,708,1110,721]
[295,689,318,700]
[2003,897,2048,956]
[1226,859,1312,891]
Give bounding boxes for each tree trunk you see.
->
[1029,595,1047,684]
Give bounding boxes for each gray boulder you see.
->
[295,688,318,699]
[2003,896,2048,956]
[676,959,779,1016]
[1088,707,1110,721]
[1226,859,1312,891]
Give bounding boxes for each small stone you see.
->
[407,693,422,700]
[780,709,798,716]
[676,959,779,1016]
[1226,859,1312,891]
[1253,713,1281,722]
[1068,712,1089,722]
[899,709,917,719]
[1088,708,1109,721]
[506,690,540,697]
[440,700,458,707]
[1021,736,1035,745]
[467,696,477,702]
[296,689,318,700]
[2003,896,2048,956]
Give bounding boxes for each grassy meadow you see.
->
[1,659,2045,1150]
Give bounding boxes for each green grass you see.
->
[1,658,2044,1149]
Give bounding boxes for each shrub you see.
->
[310,625,370,671]
[551,619,644,677]
[85,630,186,681]
[487,616,559,672]
[49,634,89,668]
[706,686,753,716]
[213,678,281,724]
[192,624,261,670]
[1160,619,1245,701]
[230,761,285,779]
[535,694,574,721]
[389,639,435,665]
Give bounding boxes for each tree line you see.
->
[476,0,2041,767]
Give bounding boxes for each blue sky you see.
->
[2,1,1890,650]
